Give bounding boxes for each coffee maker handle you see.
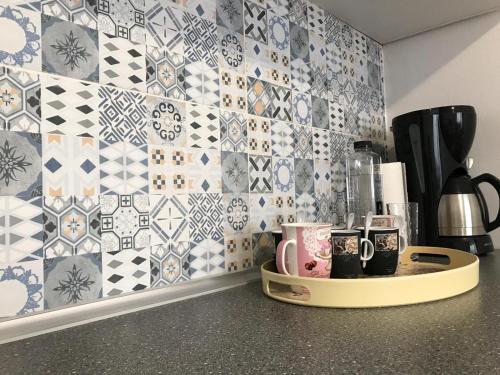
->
[472,173,500,232]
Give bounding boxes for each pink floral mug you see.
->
[276,223,333,278]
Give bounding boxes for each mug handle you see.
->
[360,238,374,262]
[276,239,296,276]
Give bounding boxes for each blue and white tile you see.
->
[249,193,276,232]
[99,86,148,145]
[272,157,294,194]
[189,238,225,279]
[43,134,99,197]
[150,194,190,246]
[0,5,41,70]
[216,0,244,34]
[294,158,313,195]
[295,192,315,222]
[293,124,313,159]
[191,148,222,193]
[292,91,311,126]
[146,45,186,100]
[268,14,289,52]
[0,260,43,318]
[183,11,218,68]
[314,158,331,195]
[248,154,272,193]
[188,193,224,243]
[307,1,324,38]
[41,0,98,29]
[288,0,306,28]
[243,0,268,44]
[311,95,329,129]
[185,59,220,107]
[247,115,271,155]
[313,127,330,160]
[291,58,310,93]
[186,103,220,149]
[315,192,333,223]
[145,0,185,53]
[289,22,308,62]
[218,26,244,73]
[147,95,186,147]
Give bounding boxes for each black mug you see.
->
[358,227,401,275]
[330,230,374,278]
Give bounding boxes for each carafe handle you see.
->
[472,173,500,232]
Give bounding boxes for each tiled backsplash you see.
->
[0,0,385,318]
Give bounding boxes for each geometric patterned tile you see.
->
[219,68,247,112]
[0,259,44,317]
[248,155,272,193]
[150,241,190,286]
[291,58,310,93]
[99,140,148,195]
[293,124,313,159]
[309,30,326,69]
[269,84,292,122]
[41,15,99,82]
[99,32,146,91]
[311,95,329,129]
[288,0,307,28]
[273,192,296,226]
[267,0,289,17]
[183,12,218,68]
[313,158,331,195]
[220,110,247,152]
[178,0,216,21]
[102,247,150,296]
[0,196,43,263]
[41,0,98,29]
[310,64,328,99]
[189,237,224,279]
[307,2,324,38]
[292,91,312,126]
[145,0,185,52]
[272,157,294,194]
[218,26,244,73]
[0,5,42,71]
[148,145,191,195]
[0,66,41,133]
[100,194,150,252]
[188,193,224,243]
[247,115,271,156]
[247,77,271,118]
[145,45,185,100]
[41,75,99,138]
[223,193,250,235]
[290,22,309,62]
[97,0,145,43]
[150,194,190,246]
[295,192,315,222]
[315,192,333,223]
[185,59,220,107]
[0,130,42,198]
[42,195,101,258]
[244,0,267,44]
[271,120,294,158]
[43,253,102,309]
[99,86,148,145]
[191,148,222,193]
[249,193,276,233]
[329,100,345,133]
[186,103,220,149]
[268,14,289,53]
[313,127,330,160]
[42,134,99,197]
[224,233,252,272]
[147,96,187,147]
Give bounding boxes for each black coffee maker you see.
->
[392,105,500,255]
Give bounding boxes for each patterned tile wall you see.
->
[0,0,385,318]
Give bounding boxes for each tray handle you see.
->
[402,246,471,268]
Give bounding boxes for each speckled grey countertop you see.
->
[1,252,500,374]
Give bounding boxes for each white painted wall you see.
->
[383,11,500,247]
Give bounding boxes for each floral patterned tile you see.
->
[0,260,44,317]
[0,5,41,70]
[41,15,99,82]
[221,151,249,193]
[44,253,102,309]
[146,45,186,100]
[223,193,250,235]
[0,130,42,198]
[147,95,187,147]
[294,158,313,195]
[216,0,244,34]
[272,157,294,194]
[218,26,244,73]
[0,66,41,133]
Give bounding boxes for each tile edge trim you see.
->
[0,269,261,344]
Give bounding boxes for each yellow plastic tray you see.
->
[261,246,479,308]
